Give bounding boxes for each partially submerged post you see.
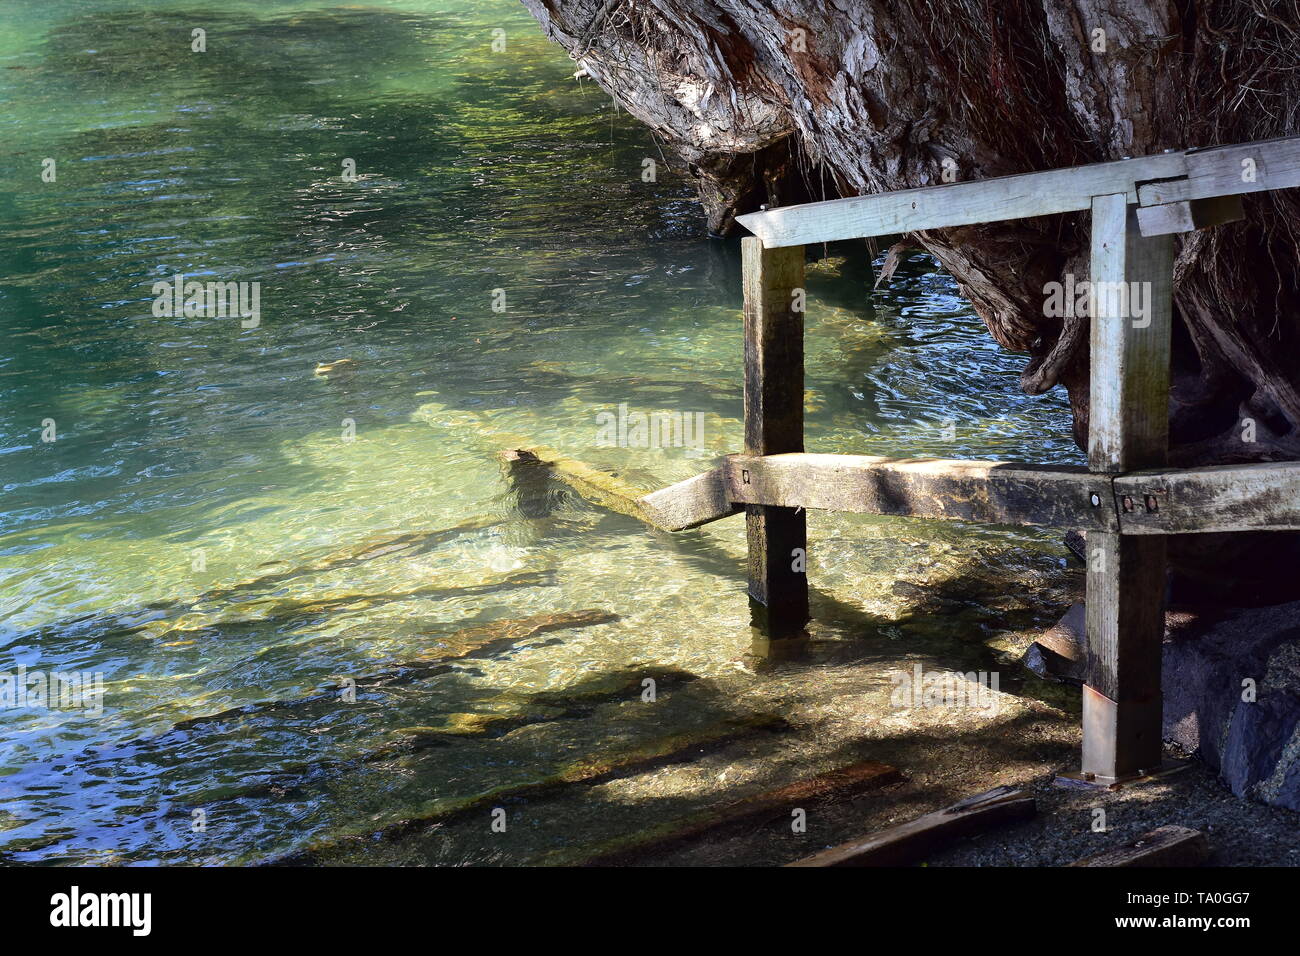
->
[741,238,808,638]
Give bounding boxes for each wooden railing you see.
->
[636,133,1300,785]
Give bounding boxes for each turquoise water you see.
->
[0,0,1079,864]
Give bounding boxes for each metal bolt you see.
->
[742,469,750,485]
[1122,495,1135,513]
[1144,494,1159,513]
[1090,493,1101,507]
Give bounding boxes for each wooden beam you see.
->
[1082,194,1173,782]
[742,238,808,638]
[516,449,1300,537]
[1116,461,1300,534]
[736,136,1300,248]
[788,786,1035,867]
[724,453,1117,531]
[636,467,740,531]
[736,151,1188,246]
[1068,825,1209,867]
[500,448,669,531]
[1135,195,1245,237]
[1137,135,1300,207]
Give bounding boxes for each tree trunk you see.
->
[522,0,1300,603]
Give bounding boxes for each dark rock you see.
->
[1025,599,1300,812]
[1161,600,1300,812]
[1220,698,1300,801]
[1023,603,1086,683]
[1024,641,1084,685]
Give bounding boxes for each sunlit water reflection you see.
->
[0,0,1081,863]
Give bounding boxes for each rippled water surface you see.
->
[0,0,1081,863]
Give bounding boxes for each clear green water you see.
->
[0,0,1080,864]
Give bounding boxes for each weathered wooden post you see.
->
[741,236,808,638]
[1082,194,1174,781]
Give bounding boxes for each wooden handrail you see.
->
[735,135,1300,247]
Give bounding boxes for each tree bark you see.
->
[522,0,1300,603]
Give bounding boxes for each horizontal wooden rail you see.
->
[735,135,1300,247]
[1114,460,1300,534]
[723,453,1117,530]
[1137,136,1300,206]
[621,455,1300,536]
[636,467,738,531]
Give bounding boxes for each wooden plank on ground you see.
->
[1115,461,1300,534]
[1068,825,1209,867]
[577,760,902,866]
[724,453,1117,531]
[788,786,1035,867]
[1082,194,1172,782]
[1136,135,1300,206]
[742,238,809,637]
[736,151,1189,247]
[636,467,740,531]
